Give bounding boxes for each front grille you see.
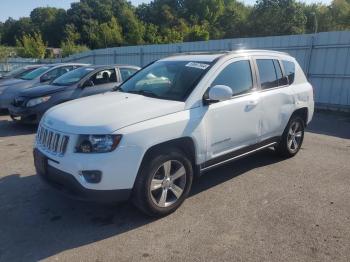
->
[36,125,69,156]
[13,97,26,107]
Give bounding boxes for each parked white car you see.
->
[34,50,314,216]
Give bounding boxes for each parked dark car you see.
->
[0,63,88,110]
[9,64,140,123]
[0,65,43,86]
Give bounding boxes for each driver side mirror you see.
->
[40,74,52,83]
[204,85,233,104]
[83,79,94,88]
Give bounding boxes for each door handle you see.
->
[248,100,259,106]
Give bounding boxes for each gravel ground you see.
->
[0,112,349,262]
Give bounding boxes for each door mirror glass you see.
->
[40,74,52,82]
[208,85,233,101]
[83,79,94,87]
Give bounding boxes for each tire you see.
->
[132,149,193,217]
[275,115,305,158]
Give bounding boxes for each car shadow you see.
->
[306,111,350,139]
[0,119,37,137]
[0,149,284,261]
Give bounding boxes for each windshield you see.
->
[52,67,95,86]
[2,67,27,78]
[118,61,212,101]
[20,66,52,80]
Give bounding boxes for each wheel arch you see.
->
[291,107,308,126]
[137,137,199,179]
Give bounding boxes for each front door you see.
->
[204,58,262,162]
[80,69,119,97]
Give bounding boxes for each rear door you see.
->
[79,68,119,97]
[254,57,294,141]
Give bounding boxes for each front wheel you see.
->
[276,116,305,157]
[132,150,193,217]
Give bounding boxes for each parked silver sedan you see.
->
[0,63,88,110]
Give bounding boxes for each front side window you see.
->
[282,60,295,84]
[90,69,117,86]
[211,60,253,96]
[118,61,212,101]
[20,66,52,80]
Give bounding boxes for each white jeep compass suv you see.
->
[34,50,314,216]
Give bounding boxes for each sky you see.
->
[0,0,333,22]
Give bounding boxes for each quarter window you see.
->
[211,60,253,96]
[282,60,295,84]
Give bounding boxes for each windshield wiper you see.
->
[127,90,160,98]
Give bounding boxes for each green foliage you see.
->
[0,0,349,55]
[0,46,17,61]
[16,32,47,59]
[249,0,307,36]
[61,41,90,57]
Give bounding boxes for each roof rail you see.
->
[168,49,289,57]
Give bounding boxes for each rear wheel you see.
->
[276,116,305,157]
[132,149,193,217]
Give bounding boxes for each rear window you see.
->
[282,60,295,84]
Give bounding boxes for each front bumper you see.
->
[0,93,13,109]
[34,149,132,202]
[8,104,43,123]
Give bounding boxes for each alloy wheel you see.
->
[287,120,303,153]
[149,160,187,208]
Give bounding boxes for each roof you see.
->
[81,64,141,69]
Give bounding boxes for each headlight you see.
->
[26,96,51,107]
[76,135,122,153]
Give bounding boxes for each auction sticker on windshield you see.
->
[185,62,210,70]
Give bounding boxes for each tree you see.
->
[97,17,123,48]
[329,0,350,30]
[185,24,210,41]
[30,7,67,47]
[1,17,35,46]
[249,0,307,36]
[61,41,89,57]
[60,24,89,57]
[16,32,47,59]
[0,0,350,51]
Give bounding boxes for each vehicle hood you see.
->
[19,84,67,98]
[0,78,25,87]
[0,80,38,94]
[42,92,185,134]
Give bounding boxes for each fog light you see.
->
[80,170,102,183]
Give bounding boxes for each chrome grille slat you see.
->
[36,125,69,156]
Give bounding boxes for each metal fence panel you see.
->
[1,31,349,110]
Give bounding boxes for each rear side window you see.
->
[211,60,253,96]
[120,68,138,81]
[282,60,295,84]
[257,59,288,89]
